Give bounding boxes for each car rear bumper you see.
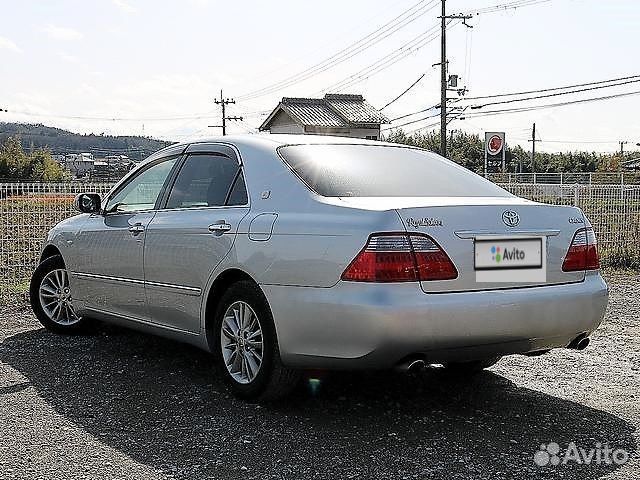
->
[262,272,608,369]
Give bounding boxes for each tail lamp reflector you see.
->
[341,234,458,282]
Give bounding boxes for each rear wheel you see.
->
[30,255,88,334]
[444,357,501,375]
[212,281,300,401]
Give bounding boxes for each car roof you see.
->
[158,133,400,154]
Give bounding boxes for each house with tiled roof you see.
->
[259,94,389,140]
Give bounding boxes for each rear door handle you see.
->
[128,223,145,236]
[208,222,231,233]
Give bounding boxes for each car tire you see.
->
[30,255,88,334]
[444,356,501,375]
[212,280,300,401]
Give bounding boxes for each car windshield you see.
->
[278,144,512,198]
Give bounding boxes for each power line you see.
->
[384,111,441,130]
[237,0,440,101]
[461,0,552,16]
[320,20,455,95]
[470,77,640,109]
[459,89,640,119]
[461,74,640,101]
[385,88,640,132]
[380,72,428,110]
[390,74,640,122]
[5,110,221,122]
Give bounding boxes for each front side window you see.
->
[105,156,178,213]
[166,153,245,209]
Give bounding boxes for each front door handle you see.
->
[129,223,145,236]
[208,222,231,233]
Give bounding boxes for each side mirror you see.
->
[74,193,102,214]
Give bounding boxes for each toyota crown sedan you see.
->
[30,134,608,400]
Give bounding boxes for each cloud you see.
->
[42,24,83,41]
[0,36,22,53]
[113,0,137,13]
[57,51,79,63]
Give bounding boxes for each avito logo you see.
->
[491,245,526,263]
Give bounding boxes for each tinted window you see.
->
[278,144,511,197]
[227,172,248,205]
[105,157,178,212]
[166,154,242,209]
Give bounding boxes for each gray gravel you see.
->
[0,272,638,480]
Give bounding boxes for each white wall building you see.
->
[259,94,389,140]
[62,153,94,177]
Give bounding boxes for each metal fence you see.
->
[485,172,640,185]
[1,181,639,304]
[1,182,115,303]
[502,183,640,268]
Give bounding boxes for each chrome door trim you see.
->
[71,272,201,295]
[145,280,201,296]
[71,271,145,285]
[454,229,561,239]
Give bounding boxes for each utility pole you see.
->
[439,1,472,158]
[212,90,243,136]
[530,122,536,173]
[440,0,447,158]
[619,140,628,172]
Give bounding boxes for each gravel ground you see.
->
[0,272,638,480]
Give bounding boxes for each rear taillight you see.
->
[341,233,458,282]
[562,227,600,272]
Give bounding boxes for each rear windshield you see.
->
[278,144,511,197]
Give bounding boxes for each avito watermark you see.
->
[534,442,629,467]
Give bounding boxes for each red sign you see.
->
[487,134,504,155]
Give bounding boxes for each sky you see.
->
[1,0,639,153]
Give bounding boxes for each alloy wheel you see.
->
[220,301,264,384]
[38,268,80,326]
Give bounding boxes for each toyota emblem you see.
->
[502,210,520,227]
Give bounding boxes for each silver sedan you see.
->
[30,135,608,400]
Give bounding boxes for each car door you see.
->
[143,144,250,333]
[71,153,181,320]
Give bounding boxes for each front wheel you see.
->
[212,281,300,401]
[30,255,89,334]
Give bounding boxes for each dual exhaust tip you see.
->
[398,334,591,372]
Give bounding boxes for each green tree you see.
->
[0,137,70,181]
[31,148,70,181]
[0,136,28,178]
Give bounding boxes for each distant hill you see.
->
[0,122,172,162]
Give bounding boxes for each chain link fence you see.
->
[503,183,640,268]
[1,181,639,304]
[1,182,114,304]
[486,172,640,185]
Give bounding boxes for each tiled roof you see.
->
[260,94,389,130]
[281,98,348,128]
[324,94,389,125]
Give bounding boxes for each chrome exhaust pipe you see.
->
[396,358,427,372]
[407,359,426,372]
[567,334,590,350]
[575,337,590,350]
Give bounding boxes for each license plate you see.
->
[474,238,542,270]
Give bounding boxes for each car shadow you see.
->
[1,324,636,479]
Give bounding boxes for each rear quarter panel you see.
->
[210,140,404,288]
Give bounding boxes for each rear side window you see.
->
[166,154,246,209]
[278,144,511,198]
